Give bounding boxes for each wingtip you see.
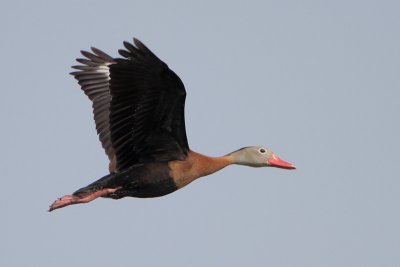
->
[80,50,89,56]
[69,70,83,76]
[91,47,114,62]
[133,37,140,44]
[123,40,137,53]
[133,38,144,48]
[118,49,131,58]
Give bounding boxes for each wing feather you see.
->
[70,48,116,168]
[109,39,189,170]
[71,38,189,173]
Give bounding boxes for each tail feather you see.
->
[73,172,117,195]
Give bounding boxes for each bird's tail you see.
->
[72,172,117,195]
[48,173,120,212]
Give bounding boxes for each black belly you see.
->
[103,162,178,199]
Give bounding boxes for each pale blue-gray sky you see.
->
[1,1,399,266]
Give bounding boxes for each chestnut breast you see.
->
[169,151,232,189]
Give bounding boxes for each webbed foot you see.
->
[48,187,120,212]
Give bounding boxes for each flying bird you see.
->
[49,38,295,211]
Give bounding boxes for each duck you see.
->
[49,38,295,212]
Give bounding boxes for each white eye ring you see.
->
[259,148,266,154]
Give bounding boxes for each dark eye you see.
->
[259,148,266,154]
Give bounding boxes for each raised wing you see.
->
[71,47,116,170]
[71,38,189,172]
[110,39,189,170]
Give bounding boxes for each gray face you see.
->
[229,146,295,169]
[244,146,274,167]
[231,146,274,167]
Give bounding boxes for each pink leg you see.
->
[48,187,120,212]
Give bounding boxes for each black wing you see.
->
[70,47,116,170]
[71,38,189,172]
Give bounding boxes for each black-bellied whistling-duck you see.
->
[49,38,295,212]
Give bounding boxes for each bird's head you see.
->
[229,146,296,169]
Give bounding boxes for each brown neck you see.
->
[169,150,233,188]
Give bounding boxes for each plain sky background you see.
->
[1,1,399,266]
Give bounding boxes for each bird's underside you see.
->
[49,151,231,211]
[49,161,180,212]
